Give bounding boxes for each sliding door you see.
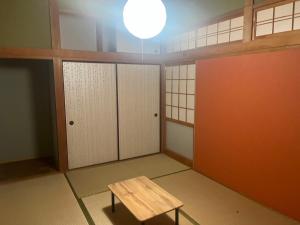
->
[63,62,118,169]
[117,64,160,160]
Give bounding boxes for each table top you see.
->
[108,176,183,222]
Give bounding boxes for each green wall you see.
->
[0,0,51,48]
[0,60,55,163]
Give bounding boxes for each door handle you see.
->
[69,121,74,126]
[154,113,158,117]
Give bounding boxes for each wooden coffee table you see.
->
[108,176,183,225]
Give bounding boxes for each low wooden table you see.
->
[108,176,183,225]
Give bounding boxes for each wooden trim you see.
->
[58,49,163,64]
[165,60,196,66]
[162,30,300,63]
[160,65,166,153]
[49,0,61,49]
[0,48,53,60]
[253,29,300,39]
[53,58,68,172]
[166,118,194,128]
[243,0,254,42]
[193,63,198,170]
[0,48,164,64]
[292,0,296,29]
[164,149,193,168]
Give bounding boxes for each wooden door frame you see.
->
[49,0,68,171]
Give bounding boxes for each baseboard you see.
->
[164,149,193,168]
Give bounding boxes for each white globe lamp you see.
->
[123,0,167,39]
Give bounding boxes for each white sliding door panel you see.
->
[63,62,118,169]
[117,64,160,160]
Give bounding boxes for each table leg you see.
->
[141,222,145,225]
[175,208,179,225]
[111,192,115,213]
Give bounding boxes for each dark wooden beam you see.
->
[0,48,53,60]
[49,0,61,49]
[160,64,166,154]
[58,49,164,64]
[53,57,68,172]
[243,0,254,42]
[0,48,164,64]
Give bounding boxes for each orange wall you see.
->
[194,48,300,221]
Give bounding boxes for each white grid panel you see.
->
[218,20,230,44]
[230,16,244,41]
[166,16,244,53]
[188,31,196,49]
[197,27,207,48]
[165,64,196,125]
[256,8,274,36]
[207,23,218,46]
[255,0,300,37]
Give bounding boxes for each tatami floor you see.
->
[0,154,299,225]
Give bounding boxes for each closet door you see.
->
[63,62,118,169]
[117,64,160,160]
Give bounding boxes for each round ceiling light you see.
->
[123,0,167,39]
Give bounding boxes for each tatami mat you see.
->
[154,170,300,225]
[0,174,88,225]
[66,154,190,198]
[82,191,194,225]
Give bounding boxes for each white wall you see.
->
[166,121,194,160]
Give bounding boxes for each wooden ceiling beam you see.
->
[58,49,164,64]
[0,48,54,60]
[0,48,164,64]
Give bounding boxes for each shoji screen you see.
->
[117,64,160,160]
[165,64,196,124]
[255,0,300,37]
[63,62,118,169]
